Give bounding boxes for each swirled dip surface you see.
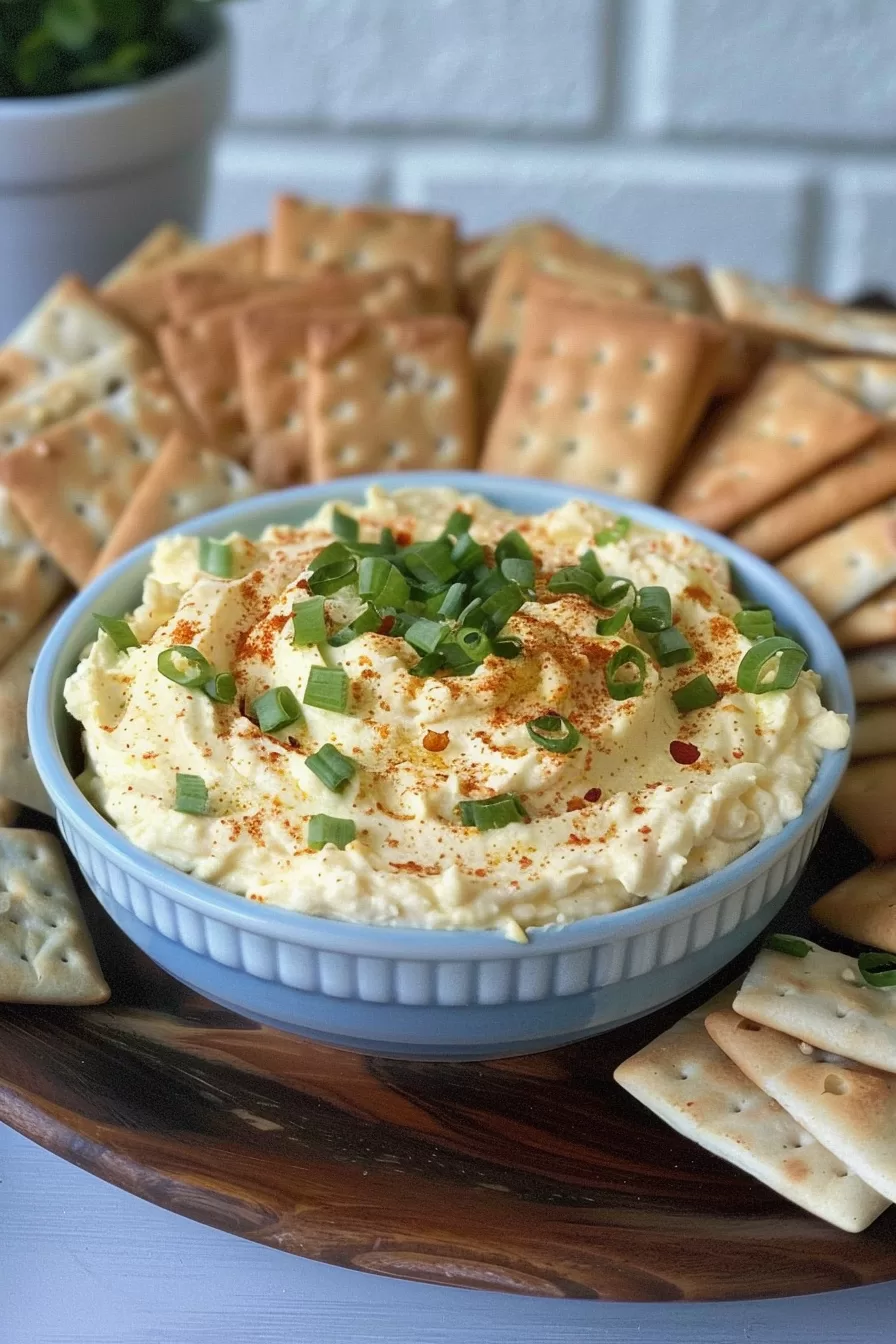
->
[65,487,849,938]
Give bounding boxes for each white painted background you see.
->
[208,0,896,298]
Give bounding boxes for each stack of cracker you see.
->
[615,931,896,1232]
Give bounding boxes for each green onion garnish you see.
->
[442,509,472,539]
[252,686,301,733]
[734,607,776,641]
[579,549,605,580]
[308,541,351,571]
[436,582,467,620]
[457,792,529,830]
[203,671,237,704]
[526,713,581,754]
[404,617,449,656]
[480,582,527,634]
[594,575,635,608]
[305,743,357,793]
[408,650,447,678]
[764,934,811,958]
[495,530,533,565]
[94,614,140,651]
[358,556,409,609]
[198,537,233,578]
[493,635,523,659]
[596,607,630,636]
[471,567,509,601]
[547,566,598,598]
[672,674,719,713]
[457,597,485,629]
[650,627,694,667]
[158,645,213,688]
[327,604,382,646]
[594,515,631,545]
[857,951,896,988]
[630,586,673,633]
[403,540,458,588]
[304,666,350,713]
[307,814,356,850]
[331,509,359,543]
[451,531,485,570]
[175,773,208,815]
[308,557,358,597]
[500,556,535,589]
[443,627,491,670]
[605,644,648,700]
[292,596,328,646]
[736,636,807,694]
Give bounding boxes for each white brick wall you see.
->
[207,0,896,297]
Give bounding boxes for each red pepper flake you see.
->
[395,529,412,546]
[732,748,743,759]
[566,796,586,812]
[296,577,310,591]
[567,832,587,846]
[378,614,395,636]
[670,740,700,765]
[638,825,651,835]
[584,787,602,804]
[633,805,646,815]
[519,855,532,868]
[422,730,449,752]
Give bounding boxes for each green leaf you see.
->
[45,0,99,52]
[14,28,63,93]
[69,40,150,88]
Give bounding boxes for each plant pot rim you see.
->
[0,8,227,120]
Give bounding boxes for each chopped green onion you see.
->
[251,686,301,733]
[380,528,397,552]
[457,597,485,628]
[500,556,536,589]
[480,582,527,634]
[650,627,695,667]
[402,540,458,588]
[526,713,581,754]
[94,614,139,651]
[158,645,213,688]
[579,549,605,580]
[292,596,328,646]
[457,792,528,830]
[198,537,233,578]
[203,671,237,705]
[436,582,468,620]
[735,607,776,641]
[673,674,719,713]
[594,575,635,608]
[327,604,382,646]
[596,607,630,636]
[605,644,648,700]
[358,556,409,608]
[447,627,491,666]
[408,650,447,677]
[307,814,356,850]
[305,743,357,793]
[442,509,473,539]
[857,951,896,988]
[304,666,350,713]
[331,508,359,543]
[765,934,811,958]
[423,587,452,617]
[471,567,509,601]
[450,531,485,570]
[175,773,208,815]
[495,530,533,565]
[308,557,358,597]
[493,635,523,659]
[594,515,631,545]
[404,617,449,656]
[736,636,807,694]
[547,565,599,598]
[630,586,673,633]
[309,541,351,571]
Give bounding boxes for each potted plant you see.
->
[0,1,231,336]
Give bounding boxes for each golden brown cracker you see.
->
[103,231,266,333]
[812,863,896,951]
[834,757,896,861]
[778,499,896,622]
[832,582,896,650]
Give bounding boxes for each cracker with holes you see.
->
[90,431,257,576]
[848,644,896,704]
[613,987,887,1231]
[164,268,288,324]
[103,231,266,333]
[710,269,896,356]
[157,312,251,462]
[706,1006,896,1207]
[853,702,896,758]
[306,314,477,481]
[731,431,896,562]
[481,284,725,499]
[812,863,896,952]
[664,362,880,532]
[0,275,137,406]
[0,609,60,813]
[832,581,896,650]
[0,366,196,586]
[807,357,896,417]
[777,500,896,622]
[834,757,896,861]
[0,828,109,1004]
[267,195,457,312]
[0,491,67,671]
[100,222,196,288]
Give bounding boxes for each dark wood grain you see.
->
[2,812,895,1302]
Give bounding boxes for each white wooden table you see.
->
[3,1122,895,1344]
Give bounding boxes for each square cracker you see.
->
[812,863,896,951]
[0,275,137,405]
[734,938,896,1073]
[0,609,61,813]
[306,314,477,482]
[730,430,896,562]
[103,231,266,333]
[90,431,257,576]
[0,367,196,586]
[710,269,896,356]
[834,757,896,861]
[164,268,290,325]
[706,1006,896,1207]
[0,490,68,672]
[664,362,881,532]
[0,828,109,1004]
[234,269,422,488]
[833,582,896,650]
[267,195,457,312]
[807,357,896,417]
[853,702,896,758]
[100,222,196,288]
[157,313,251,462]
[777,499,896,622]
[481,283,725,500]
[848,644,896,704]
[613,987,886,1232]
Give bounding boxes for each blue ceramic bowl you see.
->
[29,473,853,1059]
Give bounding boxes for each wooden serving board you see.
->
[1,812,895,1303]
